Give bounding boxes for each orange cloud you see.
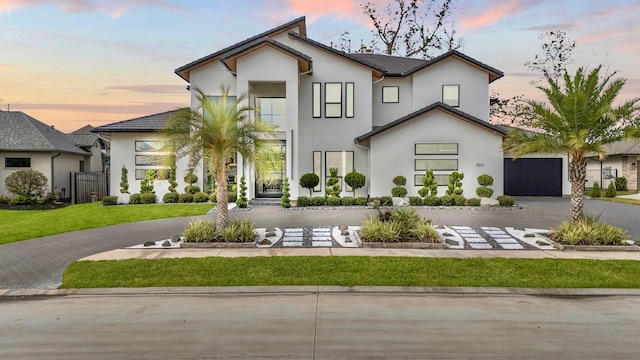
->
[286,0,362,23]
[0,64,19,70]
[459,0,542,31]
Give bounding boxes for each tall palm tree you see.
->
[503,66,640,223]
[162,87,276,229]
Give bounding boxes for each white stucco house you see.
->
[98,16,571,202]
[586,141,640,190]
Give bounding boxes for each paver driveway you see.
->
[0,197,638,289]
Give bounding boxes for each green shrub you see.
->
[228,192,238,203]
[354,197,368,206]
[345,171,366,197]
[280,177,291,208]
[184,185,201,194]
[391,208,421,233]
[311,196,326,206]
[439,195,455,206]
[359,216,400,242]
[101,196,118,206]
[5,169,48,201]
[325,168,341,198]
[409,196,423,206]
[297,196,311,207]
[392,175,407,186]
[178,193,194,203]
[326,197,342,206]
[182,219,216,243]
[476,187,494,198]
[221,219,256,243]
[10,195,30,205]
[299,173,320,198]
[445,171,464,196]
[193,192,209,203]
[236,176,248,208]
[551,218,627,245]
[477,174,494,186]
[423,196,441,206]
[341,197,354,206]
[184,173,198,185]
[497,195,515,206]
[378,196,392,206]
[453,195,466,206]
[605,182,617,198]
[129,193,142,204]
[409,221,440,242]
[140,193,157,204]
[209,193,217,203]
[615,177,627,191]
[167,157,177,193]
[162,192,179,203]
[590,182,601,198]
[418,169,438,198]
[466,198,481,206]
[391,175,407,197]
[0,195,8,204]
[140,170,155,194]
[120,165,129,194]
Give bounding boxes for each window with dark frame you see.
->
[345,82,354,118]
[324,83,342,118]
[382,86,399,103]
[414,174,451,186]
[135,169,169,180]
[325,151,354,192]
[79,160,85,173]
[312,82,321,118]
[414,159,458,171]
[313,151,322,192]
[415,143,458,155]
[442,85,460,107]
[5,157,31,168]
[135,140,165,152]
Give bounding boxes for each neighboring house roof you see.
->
[220,38,313,74]
[92,109,184,133]
[603,141,640,156]
[175,16,307,82]
[351,51,504,82]
[0,111,89,155]
[355,103,507,143]
[71,124,95,135]
[68,133,99,148]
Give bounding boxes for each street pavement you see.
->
[1,197,639,289]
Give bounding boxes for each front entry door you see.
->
[255,142,286,198]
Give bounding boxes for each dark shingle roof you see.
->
[0,111,89,154]
[68,133,99,147]
[175,17,307,82]
[604,140,640,156]
[92,109,184,133]
[355,103,507,143]
[220,38,313,73]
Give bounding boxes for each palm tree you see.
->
[503,66,640,223]
[162,87,276,229]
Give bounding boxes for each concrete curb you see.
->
[3,286,640,298]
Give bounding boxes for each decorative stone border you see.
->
[180,242,257,248]
[556,244,640,252]
[363,242,446,249]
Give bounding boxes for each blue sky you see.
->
[1,0,638,132]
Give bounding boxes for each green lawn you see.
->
[593,197,640,205]
[0,203,213,245]
[62,257,640,289]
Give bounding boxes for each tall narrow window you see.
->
[382,86,399,103]
[79,160,85,172]
[442,85,460,107]
[312,82,321,118]
[325,83,342,118]
[313,151,322,192]
[345,82,354,118]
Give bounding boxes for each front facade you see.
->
[174,17,508,201]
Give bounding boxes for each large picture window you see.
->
[415,143,458,155]
[5,157,31,168]
[442,85,460,107]
[325,83,342,118]
[325,151,354,191]
[255,98,286,129]
[415,159,458,171]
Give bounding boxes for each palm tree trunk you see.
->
[569,157,587,223]
[215,159,229,230]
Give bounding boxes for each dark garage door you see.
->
[504,158,562,196]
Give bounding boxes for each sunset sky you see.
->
[1,0,639,132]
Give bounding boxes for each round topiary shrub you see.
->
[392,175,407,186]
[193,192,209,203]
[476,187,494,198]
[345,171,366,197]
[140,193,157,204]
[296,196,311,207]
[162,192,179,204]
[391,187,408,197]
[129,193,142,204]
[497,195,515,206]
[179,193,194,203]
[299,173,320,197]
[477,174,494,186]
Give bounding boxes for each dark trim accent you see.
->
[345,82,355,118]
[324,82,342,118]
[414,143,458,155]
[355,102,507,143]
[382,86,399,103]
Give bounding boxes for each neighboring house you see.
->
[99,16,571,202]
[93,110,187,196]
[586,141,640,190]
[69,125,110,173]
[0,111,92,200]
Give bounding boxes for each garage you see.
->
[504,158,562,196]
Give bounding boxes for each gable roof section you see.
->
[93,109,184,133]
[603,140,640,156]
[355,103,507,144]
[351,50,503,82]
[175,17,307,82]
[221,38,312,74]
[0,111,89,154]
[287,31,385,78]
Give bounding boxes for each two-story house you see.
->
[170,16,509,202]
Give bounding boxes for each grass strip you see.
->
[62,257,640,289]
[0,203,213,245]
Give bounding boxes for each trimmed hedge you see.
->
[102,196,118,206]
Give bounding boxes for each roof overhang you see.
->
[221,38,312,75]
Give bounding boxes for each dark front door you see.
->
[504,158,562,196]
[255,142,286,198]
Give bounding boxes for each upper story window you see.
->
[135,141,165,152]
[325,83,342,118]
[255,98,286,129]
[312,83,321,118]
[345,83,354,118]
[5,157,30,168]
[442,85,460,107]
[382,86,399,103]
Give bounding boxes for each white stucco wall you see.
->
[369,110,504,198]
[412,57,490,121]
[372,78,413,128]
